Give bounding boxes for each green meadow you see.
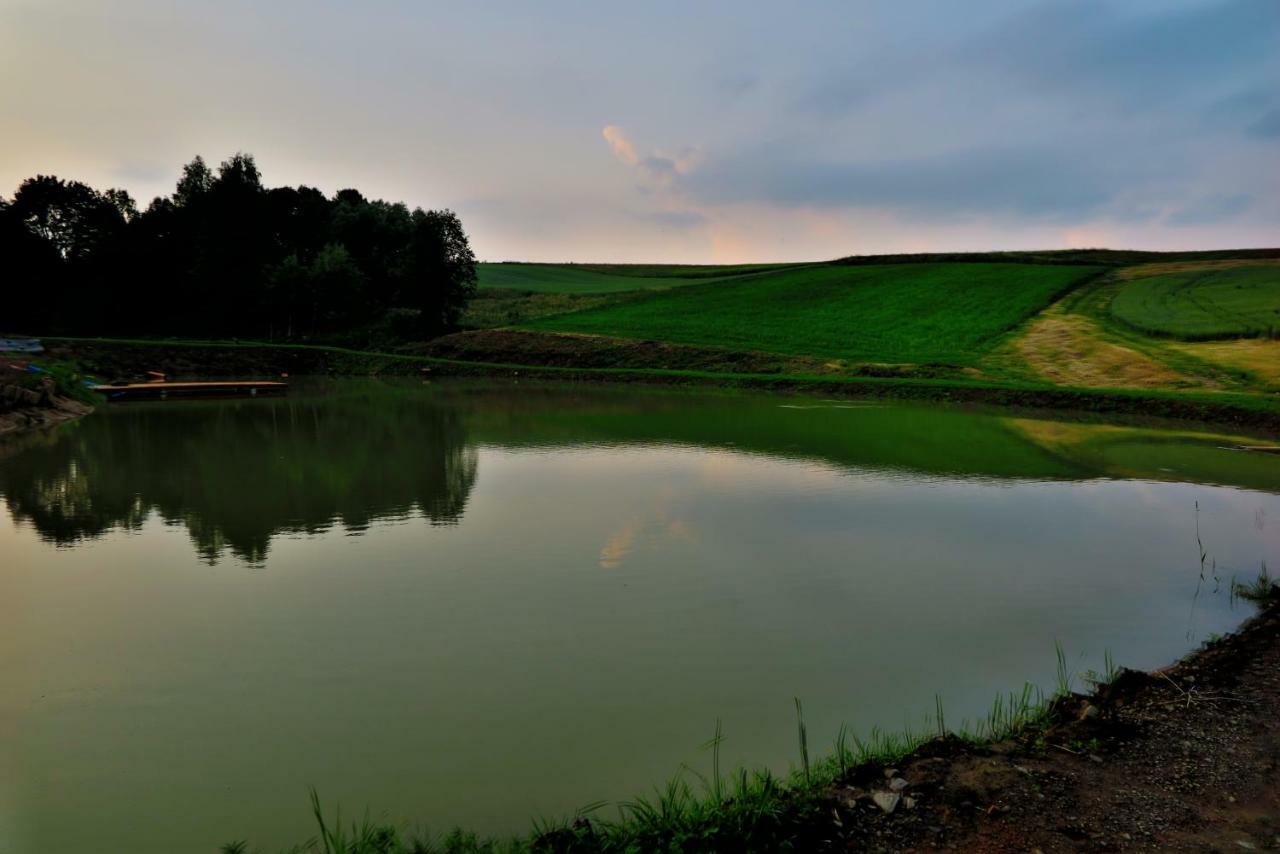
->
[520,262,1103,365]
[476,262,792,294]
[1109,264,1280,339]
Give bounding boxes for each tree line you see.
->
[0,153,476,341]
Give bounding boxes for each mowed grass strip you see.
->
[523,263,1103,365]
[1110,264,1280,339]
[477,262,793,293]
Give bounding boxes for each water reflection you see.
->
[3,379,1280,565]
[0,389,477,563]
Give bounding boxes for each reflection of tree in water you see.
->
[0,392,477,563]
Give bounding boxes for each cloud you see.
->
[716,72,759,98]
[965,0,1280,109]
[603,127,700,185]
[1248,108,1280,138]
[678,143,1153,223]
[1165,193,1253,226]
[601,125,638,166]
[637,209,707,229]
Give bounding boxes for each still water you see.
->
[2,380,1277,852]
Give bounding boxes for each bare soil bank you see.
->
[0,361,93,438]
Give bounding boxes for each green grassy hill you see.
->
[521,263,1103,365]
[1110,264,1280,339]
[476,262,799,293]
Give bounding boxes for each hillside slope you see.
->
[522,263,1103,365]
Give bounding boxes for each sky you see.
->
[1,0,1277,262]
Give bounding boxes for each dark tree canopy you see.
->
[0,152,477,341]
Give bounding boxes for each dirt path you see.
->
[1011,306,1205,390]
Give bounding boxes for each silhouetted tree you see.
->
[1,152,478,342]
[404,208,477,336]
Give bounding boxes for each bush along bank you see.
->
[226,587,1280,853]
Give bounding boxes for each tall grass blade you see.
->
[793,697,810,784]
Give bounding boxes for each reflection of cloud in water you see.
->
[595,482,696,569]
[598,516,695,570]
[599,517,642,569]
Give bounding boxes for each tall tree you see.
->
[3,152,478,341]
[403,208,477,337]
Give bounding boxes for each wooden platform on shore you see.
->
[95,380,288,401]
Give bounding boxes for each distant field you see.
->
[523,263,1103,365]
[1110,264,1280,340]
[476,262,798,293]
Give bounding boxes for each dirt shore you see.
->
[810,595,1280,852]
[0,362,93,438]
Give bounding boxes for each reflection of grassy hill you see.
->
[1006,417,1280,492]
[425,381,1280,490]
[522,263,1102,365]
[447,382,1088,481]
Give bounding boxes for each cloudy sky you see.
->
[2,0,1277,262]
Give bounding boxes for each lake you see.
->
[2,380,1277,853]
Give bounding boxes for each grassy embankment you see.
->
[458,251,1280,410]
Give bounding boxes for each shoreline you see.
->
[0,398,92,438]
[0,359,94,440]
[42,337,1280,438]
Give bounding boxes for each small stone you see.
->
[904,796,917,810]
[872,791,901,814]
[1089,754,1104,763]
[889,777,910,791]
[883,767,898,779]
[1235,841,1256,851]
[1080,704,1100,720]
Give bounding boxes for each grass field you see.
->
[522,263,1103,365]
[1110,264,1280,339]
[476,262,797,293]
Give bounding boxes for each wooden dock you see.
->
[95,380,288,402]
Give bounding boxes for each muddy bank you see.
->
[0,364,93,438]
[416,329,958,379]
[802,596,1280,852]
